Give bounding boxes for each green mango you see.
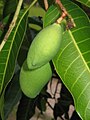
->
[27,23,63,69]
[19,60,52,98]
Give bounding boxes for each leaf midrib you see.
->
[68,30,90,103]
[68,30,90,72]
[1,10,28,92]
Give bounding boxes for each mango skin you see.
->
[27,23,63,69]
[19,60,52,98]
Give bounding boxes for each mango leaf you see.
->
[0,9,28,95]
[43,4,61,27]
[53,29,90,120]
[52,0,90,120]
[4,71,22,120]
[75,0,90,7]
[3,0,18,17]
[0,89,4,118]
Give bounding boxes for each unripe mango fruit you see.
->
[19,60,52,98]
[27,23,63,69]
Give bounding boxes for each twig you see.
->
[0,0,23,51]
[55,0,67,15]
[56,12,67,24]
[44,0,49,10]
[0,0,38,52]
[55,0,68,24]
[55,0,75,27]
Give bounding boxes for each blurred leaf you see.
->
[16,95,36,120]
[4,71,22,120]
[17,28,31,67]
[3,0,18,17]
[0,9,28,95]
[0,0,4,19]
[52,0,90,119]
[37,98,46,112]
[36,95,47,113]
[0,91,4,119]
[29,6,45,18]
[75,0,90,7]
[0,16,10,43]
[28,16,43,27]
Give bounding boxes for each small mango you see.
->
[27,23,63,69]
[20,60,52,98]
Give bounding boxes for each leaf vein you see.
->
[82,50,90,55]
[71,69,87,91]
[45,13,59,27]
[85,99,90,119]
[77,82,90,107]
[64,55,80,80]
[72,26,89,33]
[57,41,73,61]
[46,7,57,17]
[77,38,90,44]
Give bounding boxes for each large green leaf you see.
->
[0,9,28,95]
[75,0,90,7]
[4,72,22,120]
[53,29,90,120]
[52,0,90,119]
[43,4,61,27]
[3,0,18,17]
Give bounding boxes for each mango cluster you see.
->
[20,23,63,98]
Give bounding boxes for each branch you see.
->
[55,0,67,15]
[0,0,38,52]
[56,12,67,24]
[0,0,23,51]
[44,0,49,10]
[55,0,75,27]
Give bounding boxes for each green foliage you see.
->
[43,4,61,27]
[52,0,90,119]
[0,0,4,19]
[0,0,90,119]
[4,72,22,120]
[3,0,18,17]
[0,10,28,95]
[75,0,90,7]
